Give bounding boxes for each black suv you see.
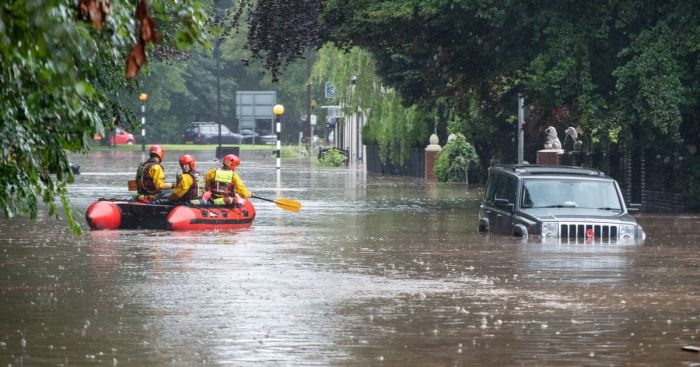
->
[182,122,241,144]
[478,165,645,241]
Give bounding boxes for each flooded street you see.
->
[1,150,699,366]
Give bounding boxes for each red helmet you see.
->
[179,154,195,172]
[223,154,240,169]
[149,145,165,160]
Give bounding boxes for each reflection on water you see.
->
[0,150,699,366]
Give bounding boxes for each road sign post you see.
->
[324,82,335,99]
[235,91,277,145]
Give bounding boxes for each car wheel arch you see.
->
[512,224,528,237]
[478,218,490,233]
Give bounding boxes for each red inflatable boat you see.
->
[86,199,256,231]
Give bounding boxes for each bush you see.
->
[280,145,308,158]
[434,133,480,182]
[361,123,378,145]
[318,147,348,167]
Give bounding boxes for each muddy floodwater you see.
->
[1,150,699,366]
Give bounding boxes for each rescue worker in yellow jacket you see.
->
[167,154,205,204]
[204,154,253,206]
[135,145,173,202]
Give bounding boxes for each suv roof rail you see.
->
[494,164,605,177]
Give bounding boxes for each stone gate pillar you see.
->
[425,133,442,182]
[536,149,563,165]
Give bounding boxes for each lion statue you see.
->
[564,127,583,152]
[544,126,562,150]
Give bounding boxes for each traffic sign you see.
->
[324,82,335,99]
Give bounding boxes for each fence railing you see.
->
[366,142,694,212]
[556,144,692,212]
[365,145,425,177]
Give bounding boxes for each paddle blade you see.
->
[274,198,301,212]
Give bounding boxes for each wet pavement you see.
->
[1,149,699,366]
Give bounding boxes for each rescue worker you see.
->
[204,154,253,206]
[135,145,173,202]
[167,154,205,204]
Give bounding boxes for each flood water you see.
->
[1,150,699,366]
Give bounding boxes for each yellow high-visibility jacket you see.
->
[136,160,172,195]
[147,164,172,191]
[204,167,252,199]
[169,171,205,201]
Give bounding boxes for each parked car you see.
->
[240,129,276,145]
[478,165,645,241]
[182,122,241,144]
[95,127,136,145]
[257,130,277,145]
[239,129,257,144]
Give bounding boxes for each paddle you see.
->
[252,195,301,212]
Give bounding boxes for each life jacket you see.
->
[136,159,161,195]
[181,171,205,200]
[210,168,236,196]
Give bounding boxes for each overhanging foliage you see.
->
[0,0,208,232]
[312,45,428,165]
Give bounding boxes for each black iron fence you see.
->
[366,145,425,177]
[555,144,694,212]
[366,142,695,212]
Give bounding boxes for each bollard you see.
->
[139,93,148,151]
[273,104,284,170]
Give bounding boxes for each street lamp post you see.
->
[517,93,525,164]
[305,47,312,146]
[351,75,358,162]
[310,99,317,149]
[273,104,285,170]
[139,92,148,152]
[215,44,222,153]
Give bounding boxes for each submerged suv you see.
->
[478,165,645,241]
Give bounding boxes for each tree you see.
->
[130,18,314,144]
[312,45,429,165]
[239,0,700,165]
[0,0,208,232]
